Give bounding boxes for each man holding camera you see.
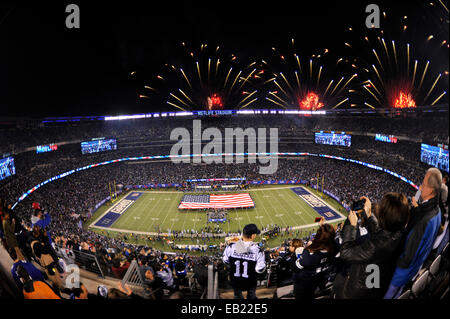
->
[222,224,266,299]
[384,168,442,298]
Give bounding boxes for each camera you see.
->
[351,198,366,212]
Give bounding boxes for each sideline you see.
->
[88,219,344,237]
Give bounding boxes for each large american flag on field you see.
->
[178,193,255,209]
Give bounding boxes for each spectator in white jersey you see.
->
[223,224,266,299]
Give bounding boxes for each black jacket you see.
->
[332,213,403,299]
[398,195,440,269]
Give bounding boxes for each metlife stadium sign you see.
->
[36,143,58,154]
[375,134,398,143]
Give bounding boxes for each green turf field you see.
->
[88,185,347,235]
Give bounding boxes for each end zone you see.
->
[291,186,346,221]
[90,192,143,228]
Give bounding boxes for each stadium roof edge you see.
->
[44,105,449,123]
[1,104,448,125]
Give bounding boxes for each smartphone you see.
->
[314,217,322,223]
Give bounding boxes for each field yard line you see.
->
[271,189,302,227]
[257,190,289,228]
[233,208,242,232]
[243,203,256,229]
[117,192,152,229]
[169,194,184,231]
[191,207,200,232]
[253,191,277,227]
[154,194,181,232]
[283,190,310,225]
[180,200,190,232]
[141,193,166,231]
[159,194,177,232]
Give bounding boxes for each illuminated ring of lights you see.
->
[11,152,419,209]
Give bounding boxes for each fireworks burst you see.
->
[263,39,356,110]
[136,42,260,111]
[345,10,448,109]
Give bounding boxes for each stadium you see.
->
[0,0,449,308]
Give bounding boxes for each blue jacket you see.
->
[32,213,53,245]
[11,260,45,290]
[390,196,441,287]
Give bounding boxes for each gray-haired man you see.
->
[384,168,442,298]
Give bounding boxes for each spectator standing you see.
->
[30,226,64,290]
[291,219,337,299]
[385,168,443,298]
[332,194,409,299]
[9,247,45,290]
[2,210,25,261]
[223,224,266,299]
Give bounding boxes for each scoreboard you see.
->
[420,144,449,173]
[81,138,117,154]
[315,132,351,147]
[0,157,16,181]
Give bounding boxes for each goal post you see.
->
[109,181,118,203]
[322,175,324,198]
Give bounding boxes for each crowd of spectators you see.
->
[1,157,447,298]
[0,114,448,299]
[1,112,448,155]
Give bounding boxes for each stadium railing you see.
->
[206,264,215,299]
[54,246,105,278]
[121,259,145,288]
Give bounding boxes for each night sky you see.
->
[0,0,448,117]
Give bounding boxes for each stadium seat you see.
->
[397,289,411,299]
[441,287,449,300]
[443,243,449,260]
[275,284,294,299]
[411,270,429,298]
[428,255,441,280]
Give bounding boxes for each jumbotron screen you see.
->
[0,157,16,181]
[315,132,351,147]
[81,138,117,154]
[420,144,449,173]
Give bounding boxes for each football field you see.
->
[88,185,347,235]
